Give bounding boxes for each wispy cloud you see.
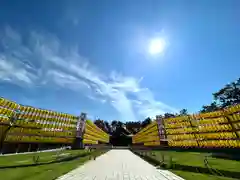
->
[46,70,91,91]
[0,55,35,84]
[0,26,178,120]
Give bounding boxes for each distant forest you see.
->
[94,78,240,137]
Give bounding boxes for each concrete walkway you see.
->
[57,149,184,180]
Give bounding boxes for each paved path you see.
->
[57,149,184,180]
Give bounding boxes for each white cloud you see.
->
[87,95,106,104]
[0,56,34,84]
[0,26,178,121]
[46,70,91,90]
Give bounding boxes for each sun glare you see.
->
[148,38,166,55]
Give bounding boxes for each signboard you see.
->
[76,113,86,138]
[156,115,167,141]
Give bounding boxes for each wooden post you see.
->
[156,115,167,145]
[72,113,86,149]
[16,143,20,153]
[37,143,40,152]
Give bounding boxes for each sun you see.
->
[148,38,166,55]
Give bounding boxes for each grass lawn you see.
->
[172,170,237,180]
[150,151,240,173]
[137,150,240,180]
[0,150,106,180]
[0,149,90,167]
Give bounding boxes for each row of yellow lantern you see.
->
[0,98,18,109]
[14,118,76,130]
[162,104,240,125]
[134,121,157,137]
[198,140,240,148]
[132,121,159,145]
[166,127,196,135]
[144,141,160,146]
[195,132,237,140]
[8,127,75,138]
[0,98,78,123]
[84,124,109,143]
[168,140,198,147]
[83,139,98,145]
[133,130,159,143]
[85,120,109,138]
[163,116,229,130]
[0,111,77,130]
[18,107,77,123]
[167,131,238,141]
[164,115,189,123]
[5,134,74,144]
[164,121,191,129]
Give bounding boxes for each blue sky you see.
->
[0,0,240,121]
